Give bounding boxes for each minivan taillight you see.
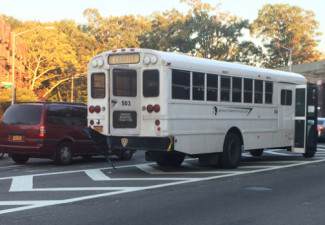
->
[39,126,46,138]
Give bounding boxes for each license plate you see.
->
[9,135,24,142]
[93,126,103,133]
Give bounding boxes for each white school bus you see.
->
[87,48,318,168]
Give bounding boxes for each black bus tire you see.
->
[219,133,242,169]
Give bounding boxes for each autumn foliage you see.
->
[0,0,322,103]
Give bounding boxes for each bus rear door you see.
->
[109,68,140,136]
[293,83,318,156]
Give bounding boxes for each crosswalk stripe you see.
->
[9,175,33,192]
[84,169,111,181]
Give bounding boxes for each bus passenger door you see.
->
[293,84,318,155]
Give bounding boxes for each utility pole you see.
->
[71,75,74,103]
[288,48,293,72]
[11,32,16,105]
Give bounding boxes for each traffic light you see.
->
[0,82,12,89]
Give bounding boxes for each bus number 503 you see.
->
[122,100,131,106]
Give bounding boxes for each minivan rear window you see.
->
[2,105,42,125]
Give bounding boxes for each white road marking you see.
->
[9,175,33,192]
[241,160,301,164]
[1,147,325,215]
[1,157,325,216]
[29,187,141,192]
[265,150,292,156]
[84,169,111,181]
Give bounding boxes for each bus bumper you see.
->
[107,136,174,152]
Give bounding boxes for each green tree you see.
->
[140,9,191,52]
[83,8,150,53]
[141,0,263,65]
[251,4,321,68]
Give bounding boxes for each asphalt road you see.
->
[1,146,325,225]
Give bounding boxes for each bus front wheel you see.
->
[219,133,242,169]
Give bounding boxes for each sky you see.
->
[0,0,324,52]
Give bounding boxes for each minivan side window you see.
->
[172,69,190,100]
[91,73,106,99]
[47,105,86,127]
[47,106,71,126]
[143,70,159,97]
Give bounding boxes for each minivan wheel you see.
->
[11,154,29,164]
[82,155,92,161]
[219,133,242,169]
[55,142,73,165]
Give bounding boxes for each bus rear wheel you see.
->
[249,149,264,157]
[219,133,242,169]
[303,151,316,158]
[156,152,185,167]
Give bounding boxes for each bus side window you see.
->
[254,80,263,104]
[143,70,159,97]
[244,78,253,103]
[207,74,218,101]
[172,69,190,100]
[265,81,273,104]
[192,72,205,101]
[281,89,292,106]
[232,77,242,103]
[220,76,230,102]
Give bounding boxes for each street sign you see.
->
[0,82,13,89]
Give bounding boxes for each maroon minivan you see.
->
[0,103,103,165]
